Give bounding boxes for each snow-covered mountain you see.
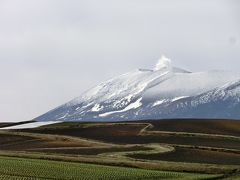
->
[35,56,240,122]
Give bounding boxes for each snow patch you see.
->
[99,98,142,117]
[57,113,69,120]
[91,104,103,112]
[171,96,189,102]
[75,107,81,111]
[152,100,166,107]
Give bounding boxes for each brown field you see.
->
[0,119,240,178]
[144,119,240,136]
[0,134,37,146]
[129,147,240,165]
[21,121,240,149]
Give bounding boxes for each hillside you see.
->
[0,119,239,179]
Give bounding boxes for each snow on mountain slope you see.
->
[35,56,240,122]
[143,70,239,100]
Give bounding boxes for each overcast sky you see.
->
[0,0,239,122]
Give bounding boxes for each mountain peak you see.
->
[154,55,172,71]
[34,57,240,122]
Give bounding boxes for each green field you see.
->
[0,156,222,180]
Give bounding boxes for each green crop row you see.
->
[0,156,222,180]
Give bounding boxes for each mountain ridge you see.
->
[35,56,240,121]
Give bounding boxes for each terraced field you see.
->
[0,119,240,179]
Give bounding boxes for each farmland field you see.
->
[0,156,222,180]
[0,119,240,179]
